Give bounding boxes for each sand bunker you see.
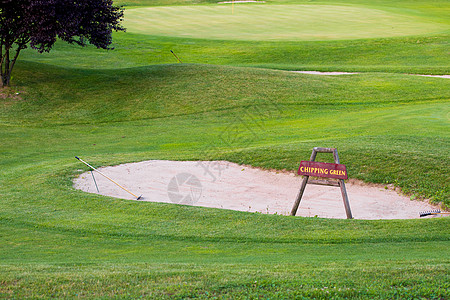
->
[73,160,443,220]
[291,71,360,75]
[290,71,449,78]
[219,1,265,3]
[415,74,450,79]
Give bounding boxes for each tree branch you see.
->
[8,43,25,75]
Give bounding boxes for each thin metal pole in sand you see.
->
[90,170,100,193]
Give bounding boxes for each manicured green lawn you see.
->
[22,32,450,74]
[1,0,449,298]
[124,5,446,41]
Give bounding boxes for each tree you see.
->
[0,0,125,87]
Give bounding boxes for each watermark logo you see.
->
[167,173,202,205]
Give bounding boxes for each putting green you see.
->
[124,4,447,41]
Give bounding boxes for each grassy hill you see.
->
[1,0,449,298]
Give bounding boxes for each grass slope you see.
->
[21,33,450,74]
[1,0,449,297]
[19,0,449,73]
[1,62,449,298]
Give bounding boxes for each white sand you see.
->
[291,71,359,75]
[415,74,450,79]
[73,160,442,220]
[219,1,265,3]
[290,71,449,78]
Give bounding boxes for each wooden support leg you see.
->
[291,149,317,216]
[339,179,352,219]
[290,176,309,216]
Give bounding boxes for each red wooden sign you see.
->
[298,161,348,180]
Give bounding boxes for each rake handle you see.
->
[75,156,141,200]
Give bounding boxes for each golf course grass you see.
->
[1,0,449,298]
[124,5,446,41]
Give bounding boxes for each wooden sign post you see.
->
[290,147,353,219]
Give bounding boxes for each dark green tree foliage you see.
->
[0,0,125,86]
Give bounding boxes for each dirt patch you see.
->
[0,87,23,107]
[73,160,443,220]
[0,88,22,100]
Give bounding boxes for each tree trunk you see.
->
[1,45,22,87]
[1,48,11,87]
[2,73,10,87]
